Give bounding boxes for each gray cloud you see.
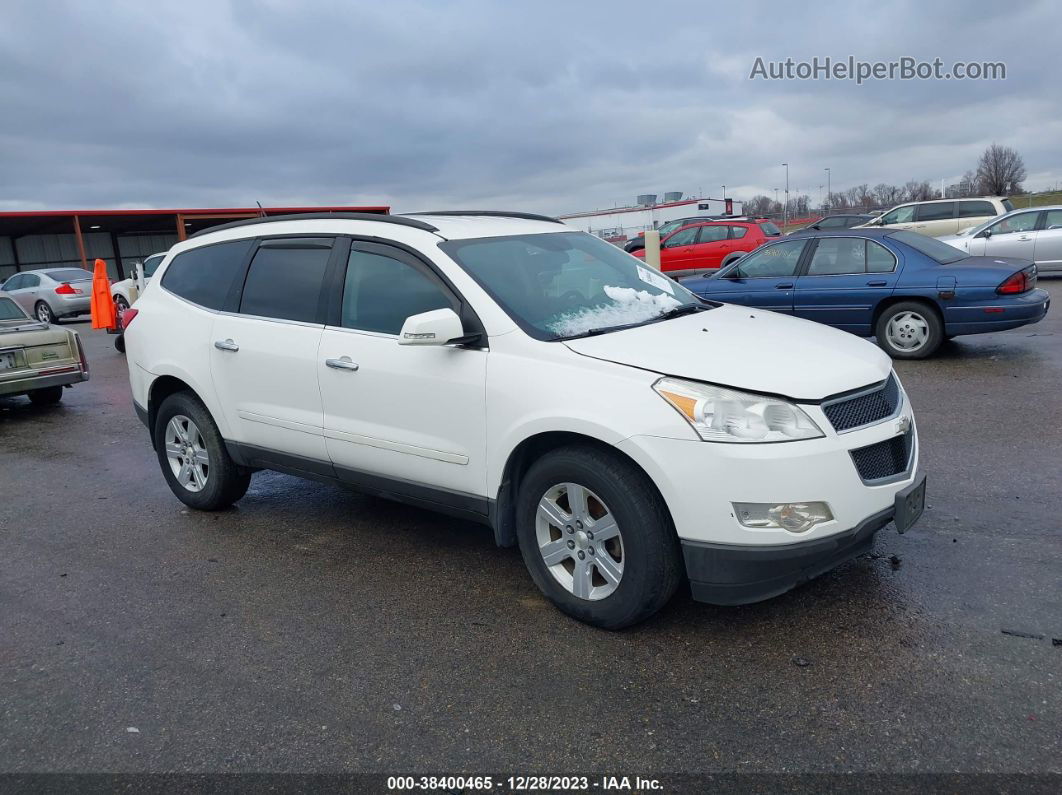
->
[1,0,1059,215]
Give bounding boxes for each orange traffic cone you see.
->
[90,257,117,330]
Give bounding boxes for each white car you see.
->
[939,205,1062,273]
[123,211,925,628]
[111,252,165,310]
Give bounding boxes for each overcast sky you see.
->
[2,0,1060,215]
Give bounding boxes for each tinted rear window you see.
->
[161,240,253,310]
[45,268,93,282]
[1001,199,1015,212]
[758,222,781,236]
[957,200,996,218]
[238,241,333,323]
[888,230,964,264]
[915,202,955,222]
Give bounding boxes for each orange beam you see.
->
[72,215,88,269]
[176,213,186,241]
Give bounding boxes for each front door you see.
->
[209,237,334,466]
[658,225,700,273]
[1034,209,1062,271]
[701,238,808,312]
[318,241,488,499]
[982,211,1040,259]
[793,237,900,333]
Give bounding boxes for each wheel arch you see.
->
[490,430,674,548]
[871,294,943,332]
[146,373,222,448]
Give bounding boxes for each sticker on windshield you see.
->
[637,266,675,295]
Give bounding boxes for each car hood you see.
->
[562,304,891,401]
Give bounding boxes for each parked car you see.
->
[682,228,1050,359]
[0,295,89,404]
[631,219,780,275]
[112,252,166,310]
[623,217,778,252]
[793,213,878,232]
[0,267,94,323]
[123,211,926,628]
[854,197,1013,238]
[938,205,1062,273]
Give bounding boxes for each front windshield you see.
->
[440,231,702,340]
[0,296,29,321]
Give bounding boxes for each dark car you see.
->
[790,214,878,233]
[681,228,1050,359]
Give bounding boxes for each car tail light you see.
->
[55,282,82,295]
[74,332,89,375]
[997,265,1037,295]
[120,307,138,328]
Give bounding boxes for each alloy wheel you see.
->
[164,414,210,492]
[536,482,624,601]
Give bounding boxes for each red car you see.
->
[633,219,781,275]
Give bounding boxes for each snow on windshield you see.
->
[548,285,681,337]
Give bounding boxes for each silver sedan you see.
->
[940,205,1062,273]
[0,267,94,323]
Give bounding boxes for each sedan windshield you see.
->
[887,230,965,264]
[440,231,704,340]
[0,296,29,320]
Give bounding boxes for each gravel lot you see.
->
[1,281,1059,779]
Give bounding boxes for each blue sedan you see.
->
[680,228,1050,358]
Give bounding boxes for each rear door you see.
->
[793,237,900,333]
[701,238,808,312]
[209,237,335,465]
[912,202,957,237]
[1033,209,1062,271]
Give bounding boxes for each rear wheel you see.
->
[516,445,683,629]
[28,386,63,405]
[114,295,130,312]
[154,391,251,510]
[35,302,56,324]
[876,301,943,359]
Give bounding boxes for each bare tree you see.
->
[872,183,903,207]
[976,144,1026,195]
[903,180,934,202]
[744,195,774,216]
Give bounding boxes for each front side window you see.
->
[161,239,253,310]
[663,227,698,248]
[988,212,1039,235]
[341,248,452,335]
[880,205,915,225]
[239,240,333,323]
[440,231,700,340]
[915,202,955,222]
[729,239,807,278]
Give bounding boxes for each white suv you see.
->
[124,211,925,628]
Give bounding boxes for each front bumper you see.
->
[681,472,925,604]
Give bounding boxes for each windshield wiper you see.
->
[558,303,712,341]
[653,303,712,322]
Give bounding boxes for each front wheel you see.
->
[875,301,943,359]
[154,391,251,510]
[516,445,683,629]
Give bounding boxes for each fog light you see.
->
[733,502,833,534]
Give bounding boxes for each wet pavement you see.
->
[1,282,1059,776]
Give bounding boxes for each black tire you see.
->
[875,301,943,359]
[35,301,56,324]
[154,391,251,510]
[28,386,63,405]
[114,334,126,353]
[115,295,130,312]
[516,444,683,629]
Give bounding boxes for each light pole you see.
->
[818,185,824,210]
[773,188,779,209]
[824,167,831,211]
[782,163,790,228]
[721,185,726,199]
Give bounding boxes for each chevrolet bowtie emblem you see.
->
[897,415,911,435]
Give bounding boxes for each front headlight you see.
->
[653,377,824,443]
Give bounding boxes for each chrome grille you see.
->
[850,431,913,483]
[823,374,901,433]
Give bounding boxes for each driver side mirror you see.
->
[398,308,465,346]
[977,229,993,239]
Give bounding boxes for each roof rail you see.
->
[187,212,438,239]
[403,210,563,225]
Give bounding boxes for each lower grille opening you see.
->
[850,431,913,483]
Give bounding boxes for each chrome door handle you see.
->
[214,339,239,352]
[325,356,359,371]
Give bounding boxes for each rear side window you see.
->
[915,202,955,222]
[957,200,996,218]
[161,240,253,310]
[818,217,847,228]
[866,241,897,273]
[1043,210,1062,230]
[728,226,748,239]
[239,240,333,323]
[341,248,452,335]
[807,238,867,275]
[697,225,728,243]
